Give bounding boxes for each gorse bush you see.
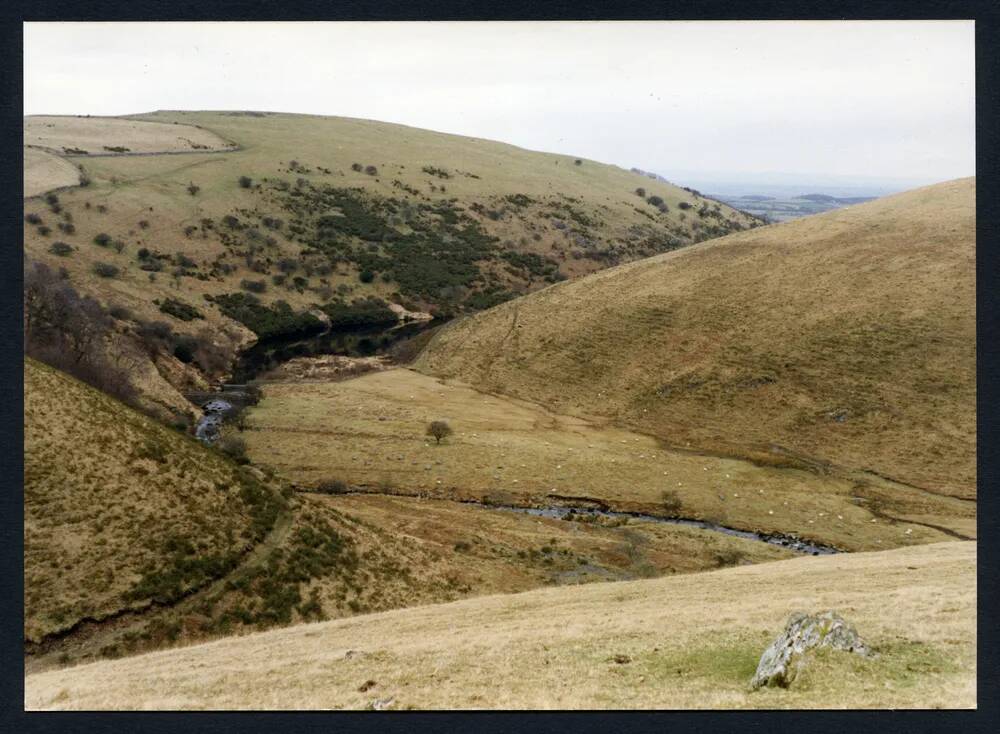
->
[238,176,253,189]
[316,479,349,495]
[320,297,397,329]
[217,435,248,463]
[240,279,267,294]
[158,297,204,322]
[94,232,112,247]
[209,292,323,340]
[48,242,73,257]
[92,262,120,278]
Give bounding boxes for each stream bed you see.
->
[190,319,440,442]
[469,501,839,555]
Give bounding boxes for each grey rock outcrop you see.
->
[750,610,871,689]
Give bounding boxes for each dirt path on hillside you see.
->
[24,494,294,674]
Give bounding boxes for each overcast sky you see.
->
[24,21,975,191]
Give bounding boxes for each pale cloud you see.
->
[24,20,975,187]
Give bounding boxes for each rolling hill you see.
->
[27,357,802,672]
[22,111,760,409]
[23,357,284,644]
[25,540,976,710]
[415,178,976,500]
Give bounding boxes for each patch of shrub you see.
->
[240,279,267,294]
[713,549,747,568]
[660,490,683,516]
[364,165,378,176]
[217,435,248,463]
[48,241,73,257]
[351,163,363,172]
[678,201,692,210]
[316,479,349,495]
[358,269,375,283]
[109,304,133,321]
[635,187,646,197]
[647,195,665,207]
[25,213,43,225]
[93,232,112,247]
[103,145,130,153]
[172,334,198,363]
[158,297,204,321]
[320,297,397,329]
[37,226,51,236]
[58,222,75,234]
[187,182,200,196]
[92,262,120,278]
[277,257,299,274]
[209,292,323,339]
[422,165,451,179]
[238,176,253,188]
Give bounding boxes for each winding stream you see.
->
[188,317,839,556]
[191,319,439,442]
[483,503,839,555]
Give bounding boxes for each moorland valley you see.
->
[22,112,976,709]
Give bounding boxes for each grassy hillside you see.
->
[23,358,284,643]
[416,179,976,499]
[25,541,975,710]
[243,368,972,552]
[22,110,758,330]
[24,147,82,197]
[21,111,758,407]
[27,357,800,670]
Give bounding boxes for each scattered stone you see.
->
[750,611,871,689]
[370,696,395,711]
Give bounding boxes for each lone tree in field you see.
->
[427,420,453,444]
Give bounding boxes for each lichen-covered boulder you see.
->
[750,610,871,689]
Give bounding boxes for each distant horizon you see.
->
[23,107,961,200]
[24,21,974,186]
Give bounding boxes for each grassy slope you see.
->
[24,115,234,155]
[21,110,756,409]
[25,541,975,710]
[27,358,800,669]
[416,179,976,499]
[22,110,757,332]
[23,358,283,643]
[243,368,972,551]
[24,147,81,197]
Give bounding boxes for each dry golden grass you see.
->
[24,147,81,198]
[27,485,799,674]
[23,358,278,643]
[24,115,233,156]
[417,179,976,499]
[19,110,753,409]
[335,492,795,586]
[244,368,972,552]
[25,541,975,710]
[20,112,754,336]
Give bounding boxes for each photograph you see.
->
[20,18,977,711]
